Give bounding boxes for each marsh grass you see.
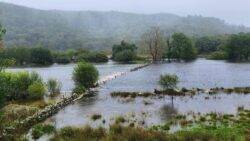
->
[31,124,55,139]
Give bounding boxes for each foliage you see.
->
[225,33,250,61]
[0,58,15,71]
[159,74,179,90]
[0,71,45,102]
[208,51,228,60]
[30,47,53,65]
[53,52,71,64]
[72,85,86,94]
[112,41,137,62]
[73,62,99,89]
[47,78,61,96]
[170,33,197,60]
[3,47,31,65]
[28,82,46,100]
[32,124,55,139]
[195,36,222,54]
[78,51,108,63]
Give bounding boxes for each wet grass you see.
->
[26,109,250,141]
[31,124,55,139]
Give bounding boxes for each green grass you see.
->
[31,124,55,139]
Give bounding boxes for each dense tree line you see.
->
[0,47,109,66]
[225,33,250,61]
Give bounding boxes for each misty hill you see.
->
[0,2,249,50]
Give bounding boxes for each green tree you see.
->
[4,47,31,65]
[112,41,137,62]
[195,36,221,54]
[159,74,179,90]
[0,59,15,72]
[225,33,250,61]
[171,33,197,61]
[73,62,99,89]
[30,47,53,65]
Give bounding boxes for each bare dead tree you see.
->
[141,27,165,62]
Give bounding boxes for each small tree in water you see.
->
[73,61,99,90]
[159,74,179,90]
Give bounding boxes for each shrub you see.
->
[28,82,46,100]
[73,62,99,89]
[159,74,179,90]
[72,85,86,94]
[112,41,137,62]
[0,71,45,101]
[208,51,228,60]
[30,47,53,65]
[47,78,61,96]
[32,124,55,139]
[114,50,136,62]
[78,52,108,63]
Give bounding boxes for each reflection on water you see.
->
[9,59,250,128]
[159,103,178,121]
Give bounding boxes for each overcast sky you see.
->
[1,0,250,26]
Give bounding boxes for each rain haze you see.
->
[1,0,250,26]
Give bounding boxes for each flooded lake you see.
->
[9,59,250,128]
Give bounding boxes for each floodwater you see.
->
[9,59,250,128]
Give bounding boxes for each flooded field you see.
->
[9,59,250,129]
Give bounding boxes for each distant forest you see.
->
[0,2,249,50]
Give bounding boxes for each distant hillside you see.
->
[0,2,249,50]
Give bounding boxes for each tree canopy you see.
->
[112,41,137,62]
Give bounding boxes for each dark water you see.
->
[9,59,250,128]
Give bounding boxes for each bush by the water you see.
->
[73,61,99,89]
[112,41,137,62]
[0,71,46,102]
[77,51,108,63]
[159,74,179,90]
[208,51,228,60]
[47,78,61,96]
[28,82,46,100]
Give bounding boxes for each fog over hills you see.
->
[0,2,249,50]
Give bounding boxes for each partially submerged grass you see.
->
[111,86,250,99]
[33,109,250,141]
[1,104,39,124]
[31,124,55,139]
